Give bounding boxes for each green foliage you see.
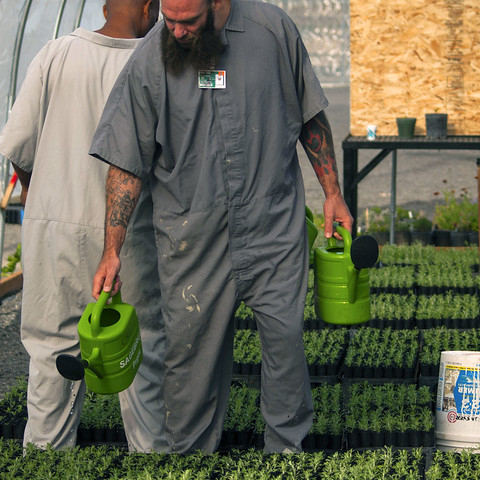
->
[224,383,259,432]
[420,328,480,366]
[233,330,261,364]
[433,190,478,231]
[344,328,419,368]
[79,389,122,429]
[1,243,21,277]
[412,215,433,232]
[416,293,480,320]
[0,439,439,479]
[379,243,438,264]
[0,376,27,424]
[303,329,348,365]
[361,206,390,233]
[311,383,343,435]
[235,302,253,320]
[427,449,480,480]
[369,266,416,289]
[359,206,432,233]
[370,293,416,321]
[345,383,434,433]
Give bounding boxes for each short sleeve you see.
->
[89,53,160,179]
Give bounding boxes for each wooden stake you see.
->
[1,173,18,210]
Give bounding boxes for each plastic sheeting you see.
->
[0,0,104,259]
[0,0,104,128]
[269,0,350,87]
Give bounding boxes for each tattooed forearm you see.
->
[108,191,137,229]
[105,166,142,231]
[300,111,338,180]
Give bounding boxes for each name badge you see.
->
[198,70,226,89]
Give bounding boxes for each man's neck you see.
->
[213,0,231,34]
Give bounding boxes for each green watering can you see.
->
[56,290,143,394]
[313,224,379,325]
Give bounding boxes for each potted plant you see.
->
[433,190,478,246]
[395,207,421,244]
[454,191,478,246]
[432,190,458,245]
[410,215,432,245]
[361,206,390,245]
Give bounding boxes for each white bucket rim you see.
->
[440,351,480,356]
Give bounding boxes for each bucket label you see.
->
[439,364,480,420]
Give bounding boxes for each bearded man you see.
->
[90,0,353,454]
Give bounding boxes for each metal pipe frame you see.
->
[1,0,33,268]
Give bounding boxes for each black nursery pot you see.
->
[432,229,451,246]
[450,231,470,247]
[410,230,432,245]
[425,113,448,139]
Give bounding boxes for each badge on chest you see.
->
[198,70,226,89]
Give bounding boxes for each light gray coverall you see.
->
[0,28,167,452]
[90,0,328,454]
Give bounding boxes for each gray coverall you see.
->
[90,0,329,454]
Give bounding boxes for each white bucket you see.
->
[435,351,480,452]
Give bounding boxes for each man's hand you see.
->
[323,192,353,239]
[92,252,122,299]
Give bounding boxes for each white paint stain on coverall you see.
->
[182,285,200,313]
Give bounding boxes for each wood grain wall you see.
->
[350,0,479,136]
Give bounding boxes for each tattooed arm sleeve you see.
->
[299,110,341,196]
[104,165,142,256]
[299,110,354,235]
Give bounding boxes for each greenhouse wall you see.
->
[0,0,350,131]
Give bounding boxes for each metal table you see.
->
[342,135,480,242]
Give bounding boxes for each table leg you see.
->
[389,150,397,244]
[343,147,358,236]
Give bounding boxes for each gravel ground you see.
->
[0,289,27,400]
[0,85,478,401]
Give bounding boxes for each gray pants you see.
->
[158,211,313,454]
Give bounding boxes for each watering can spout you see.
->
[84,347,103,378]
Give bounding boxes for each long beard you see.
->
[161,9,225,76]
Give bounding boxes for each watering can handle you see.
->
[90,288,122,337]
[327,223,352,254]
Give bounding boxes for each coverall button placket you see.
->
[214,90,251,277]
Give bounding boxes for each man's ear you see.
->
[103,4,107,20]
[144,0,152,18]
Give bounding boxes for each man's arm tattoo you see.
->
[106,168,141,230]
[300,113,338,179]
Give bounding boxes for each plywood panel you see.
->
[350,0,480,136]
